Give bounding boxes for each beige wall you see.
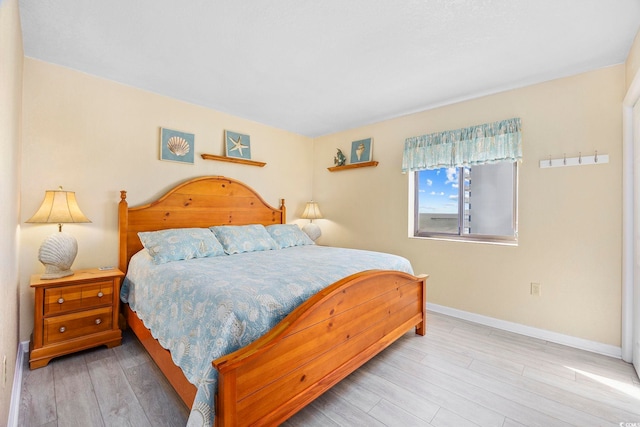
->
[19,59,314,341]
[314,65,625,347]
[0,0,22,423]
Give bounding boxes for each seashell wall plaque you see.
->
[350,137,373,164]
[160,127,195,164]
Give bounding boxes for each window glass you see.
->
[413,162,517,243]
[416,167,460,234]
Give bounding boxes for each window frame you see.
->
[410,162,519,245]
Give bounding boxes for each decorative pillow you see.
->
[210,224,279,254]
[266,224,315,249]
[138,228,225,264]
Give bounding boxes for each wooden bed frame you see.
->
[118,176,427,426]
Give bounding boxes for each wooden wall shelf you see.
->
[327,161,379,172]
[201,153,266,167]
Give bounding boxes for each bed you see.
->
[118,176,427,426]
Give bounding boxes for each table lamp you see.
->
[26,187,91,279]
[301,200,323,241]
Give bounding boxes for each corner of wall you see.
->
[626,28,640,91]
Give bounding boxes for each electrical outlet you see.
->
[530,282,541,297]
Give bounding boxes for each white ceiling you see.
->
[19,0,640,137]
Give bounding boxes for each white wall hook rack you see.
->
[539,151,609,169]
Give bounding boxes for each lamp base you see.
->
[38,231,78,280]
[302,222,322,241]
[40,266,74,280]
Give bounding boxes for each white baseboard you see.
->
[427,303,622,359]
[7,341,29,427]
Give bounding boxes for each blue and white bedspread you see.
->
[121,245,414,427]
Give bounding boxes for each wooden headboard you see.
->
[118,176,286,273]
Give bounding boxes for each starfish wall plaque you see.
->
[224,130,252,160]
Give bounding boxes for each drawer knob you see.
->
[97,292,104,298]
[57,298,64,304]
[95,318,102,325]
[59,326,66,333]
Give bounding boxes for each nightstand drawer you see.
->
[44,307,113,345]
[44,280,113,315]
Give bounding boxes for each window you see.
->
[403,117,522,243]
[412,161,518,243]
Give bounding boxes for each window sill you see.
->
[409,235,518,246]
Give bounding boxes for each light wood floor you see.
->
[19,312,640,426]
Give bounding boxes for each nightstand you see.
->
[29,268,124,369]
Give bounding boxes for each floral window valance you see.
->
[402,117,522,172]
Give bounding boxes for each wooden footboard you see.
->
[124,269,427,424]
[213,269,427,426]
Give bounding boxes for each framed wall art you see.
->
[225,130,252,160]
[350,137,373,163]
[160,127,195,164]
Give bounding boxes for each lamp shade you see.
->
[301,201,323,220]
[26,188,91,226]
[26,188,91,279]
